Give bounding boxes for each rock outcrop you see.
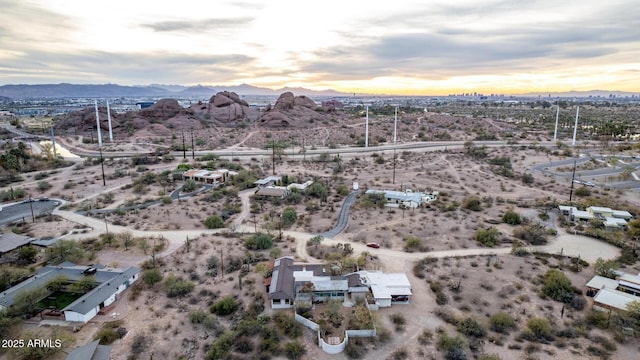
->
[259,92,321,128]
[204,91,254,124]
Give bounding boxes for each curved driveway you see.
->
[319,190,360,238]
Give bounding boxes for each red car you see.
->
[366,242,380,249]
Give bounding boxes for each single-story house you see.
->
[254,176,282,188]
[287,181,314,191]
[0,232,34,255]
[559,205,632,229]
[66,340,111,360]
[365,189,437,208]
[0,262,139,323]
[266,257,411,309]
[354,271,412,307]
[182,168,237,185]
[586,272,640,313]
[256,186,290,199]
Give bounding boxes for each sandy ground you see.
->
[4,135,640,359]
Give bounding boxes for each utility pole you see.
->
[29,196,35,222]
[553,105,560,141]
[94,100,102,147]
[569,159,577,203]
[50,127,57,160]
[572,106,580,146]
[392,148,397,184]
[99,145,106,186]
[272,141,276,175]
[181,129,186,159]
[365,105,369,148]
[190,128,195,159]
[394,106,398,144]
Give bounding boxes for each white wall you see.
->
[64,306,98,323]
[271,299,292,309]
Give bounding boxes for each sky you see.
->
[1,0,639,95]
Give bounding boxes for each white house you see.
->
[266,257,411,310]
[0,262,139,323]
[586,272,640,313]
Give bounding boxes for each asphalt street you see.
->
[0,199,61,226]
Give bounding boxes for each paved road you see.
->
[320,190,360,238]
[0,199,60,226]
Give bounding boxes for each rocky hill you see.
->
[190,91,258,125]
[54,98,203,137]
[257,92,344,128]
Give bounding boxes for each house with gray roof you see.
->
[266,257,411,309]
[66,340,111,360]
[0,262,139,323]
[0,232,34,255]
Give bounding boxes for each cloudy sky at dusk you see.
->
[1,0,639,95]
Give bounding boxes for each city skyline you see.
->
[1,0,639,95]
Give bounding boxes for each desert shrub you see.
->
[188,310,207,324]
[142,268,163,286]
[206,331,234,360]
[458,317,487,338]
[475,227,501,247]
[390,313,406,332]
[282,207,297,228]
[593,258,619,279]
[526,317,553,341]
[345,339,367,359]
[234,336,254,354]
[418,329,433,345]
[522,173,534,184]
[542,268,573,301]
[571,296,587,310]
[204,215,224,229]
[210,296,240,316]
[575,186,591,197]
[437,333,468,359]
[462,197,483,211]
[490,312,515,334]
[273,312,303,338]
[163,274,195,297]
[479,355,501,360]
[436,292,449,305]
[389,347,409,360]
[284,340,306,360]
[245,233,273,250]
[182,179,197,192]
[95,328,120,344]
[514,224,549,245]
[503,209,522,225]
[405,236,422,251]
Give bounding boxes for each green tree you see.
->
[182,178,197,192]
[45,274,68,292]
[626,300,640,320]
[204,215,225,229]
[542,268,573,301]
[309,235,323,248]
[17,245,38,263]
[45,240,85,264]
[594,257,619,279]
[69,275,96,295]
[142,269,163,286]
[282,207,297,228]
[12,287,48,316]
[574,186,591,197]
[244,233,273,250]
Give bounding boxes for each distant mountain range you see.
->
[0,83,636,100]
[0,83,349,100]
